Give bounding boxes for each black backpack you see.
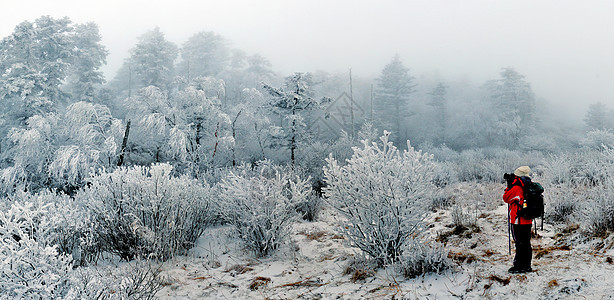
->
[517,178,544,220]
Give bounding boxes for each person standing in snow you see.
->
[503,166,533,274]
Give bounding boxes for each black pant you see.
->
[511,224,532,269]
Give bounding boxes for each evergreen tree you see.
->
[177,31,229,79]
[584,102,610,130]
[374,55,416,146]
[263,72,330,166]
[428,83,448,145]
[65,22,108,103]
[483,67,536,147]
[0,16,74,123]
[123,27,178,91]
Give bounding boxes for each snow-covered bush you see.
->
[451,201,478,230]
[397,239,451,279]
[4,190,93,265]
[0,203,73,299]
[217,162,311,257]
[544,183,578,224]
[580,129,614,150]
[295,190,323,222]
[66,260,165,300]
[581,186,614,237]
[323,131,438,265]
[432,147,544,183]
[0,114,58,194]
[77,163,212,260]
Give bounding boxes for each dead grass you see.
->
[437,224,481,244]
[276,277,326,288]
[554,224,580,240]
[329,234,345,240]
[547,279,559,288]
[249,276,271,290]
[487,274,511,286]
[534,245,572,259]
[448,251,477,264]
[224,264,254,275]
[483,249,496,257]
[298,230,328,241]
[350,269,375,282]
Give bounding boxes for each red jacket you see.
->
[503,178,532,225]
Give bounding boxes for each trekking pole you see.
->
[507,204,511,255]
[541,211,544,231]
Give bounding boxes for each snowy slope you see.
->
[156,183,614,299]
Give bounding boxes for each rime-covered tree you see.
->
[0,115,58,192]
[49,102,123,191]
[584,102,610,130]
[374,55,416,146]
[177,31,229,79]
[0,16,74,140]
[483,67,536,146]
[120,27,178,91]
[428,83,448,145]
[263,72,330,166]
[125,81,230,173]
[247,54,275,81]
[64,22,108,103]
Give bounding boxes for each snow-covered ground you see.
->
[156,183,614,299]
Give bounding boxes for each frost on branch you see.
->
[323,131,437,266]
[217,162,311,257]
[77,163,212,260]
[0,197,73,299]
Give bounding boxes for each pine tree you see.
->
[428,83,448,145]
[374,55,416,146]
[65,22,108,103]
[484,67,536,146]
[0,16,74,123]
[584,102,610,130]
[263,72,330,166]
[177,31,229,79]
[125,27,178,90]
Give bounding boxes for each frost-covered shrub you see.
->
[435,147,544,183]
[581,186,614,237]
[546,186,577,224]
[78,163,212,261]
[5,190,93,265]
[541,153,579,185]
[432,162,458,188]
[66,261,164,300]
[295,190,323,222]
[580,129,614,150]
[397,239,451,279]
[451,201,478,230]
[217,162,311,257]
[324,131,437,265]
[0,205,73,299]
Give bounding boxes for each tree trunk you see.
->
[291,110,296,167]
[117,120,131,166]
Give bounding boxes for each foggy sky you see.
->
[3,0,614,115]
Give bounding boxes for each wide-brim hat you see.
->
[514,166,531,177]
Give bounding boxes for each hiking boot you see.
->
[508,266,521,274]
[519,266,533,273]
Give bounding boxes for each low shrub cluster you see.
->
[217,162,311,257]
